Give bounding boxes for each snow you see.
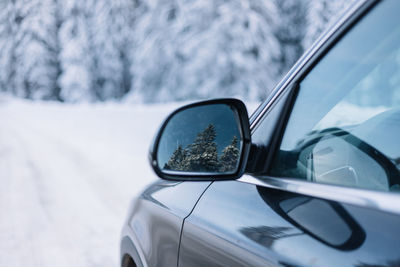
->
[0,0,352,103]
[0,98,260,266]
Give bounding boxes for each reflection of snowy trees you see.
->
[164,124,240,172]
[0,0,351,102]
[240,226,293,248]
[220,136,240,172]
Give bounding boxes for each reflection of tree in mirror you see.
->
[183,124,220,172]
[220,136,240,172]
[164,124,240,172]
[164,145,187,171]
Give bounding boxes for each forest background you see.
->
[1,0,353,104]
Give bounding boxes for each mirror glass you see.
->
[157,104,242,174]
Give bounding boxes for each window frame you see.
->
[240,0,400,216]
[250,0,381,176]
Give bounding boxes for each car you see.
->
[120,0,400,266]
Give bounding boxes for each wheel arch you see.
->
[120,236,144,267]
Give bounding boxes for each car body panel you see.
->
[179,180,400,267]
[120,180,211,267]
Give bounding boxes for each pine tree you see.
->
[164,145,186,171]
[105,0,136,98]
[304,0,354,48]
[182,124,220,172]
[0,0,39,97]
[31,0,65,101]
[273,0,308,77]
[219,136,240,172]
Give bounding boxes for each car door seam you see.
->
[176,181,214,267]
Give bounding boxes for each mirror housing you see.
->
[149,99,251,181]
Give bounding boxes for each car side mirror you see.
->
[149,99,251,181]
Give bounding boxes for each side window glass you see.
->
[268,0,400,193]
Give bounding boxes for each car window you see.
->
[267,0,400,192]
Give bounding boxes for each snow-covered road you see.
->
[0,99,259,266]
[0,100,182,267]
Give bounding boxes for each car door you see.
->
[178,0,400,266]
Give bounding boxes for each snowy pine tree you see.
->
[273,0,308,77]
[0,0,39,97]
[164,145,187,171]
[104,0,136,98]
[58,2,92,101]
[182,124,220,172]
[304,0,355,48]
[29,0,66,101]
[219,136,240,172]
